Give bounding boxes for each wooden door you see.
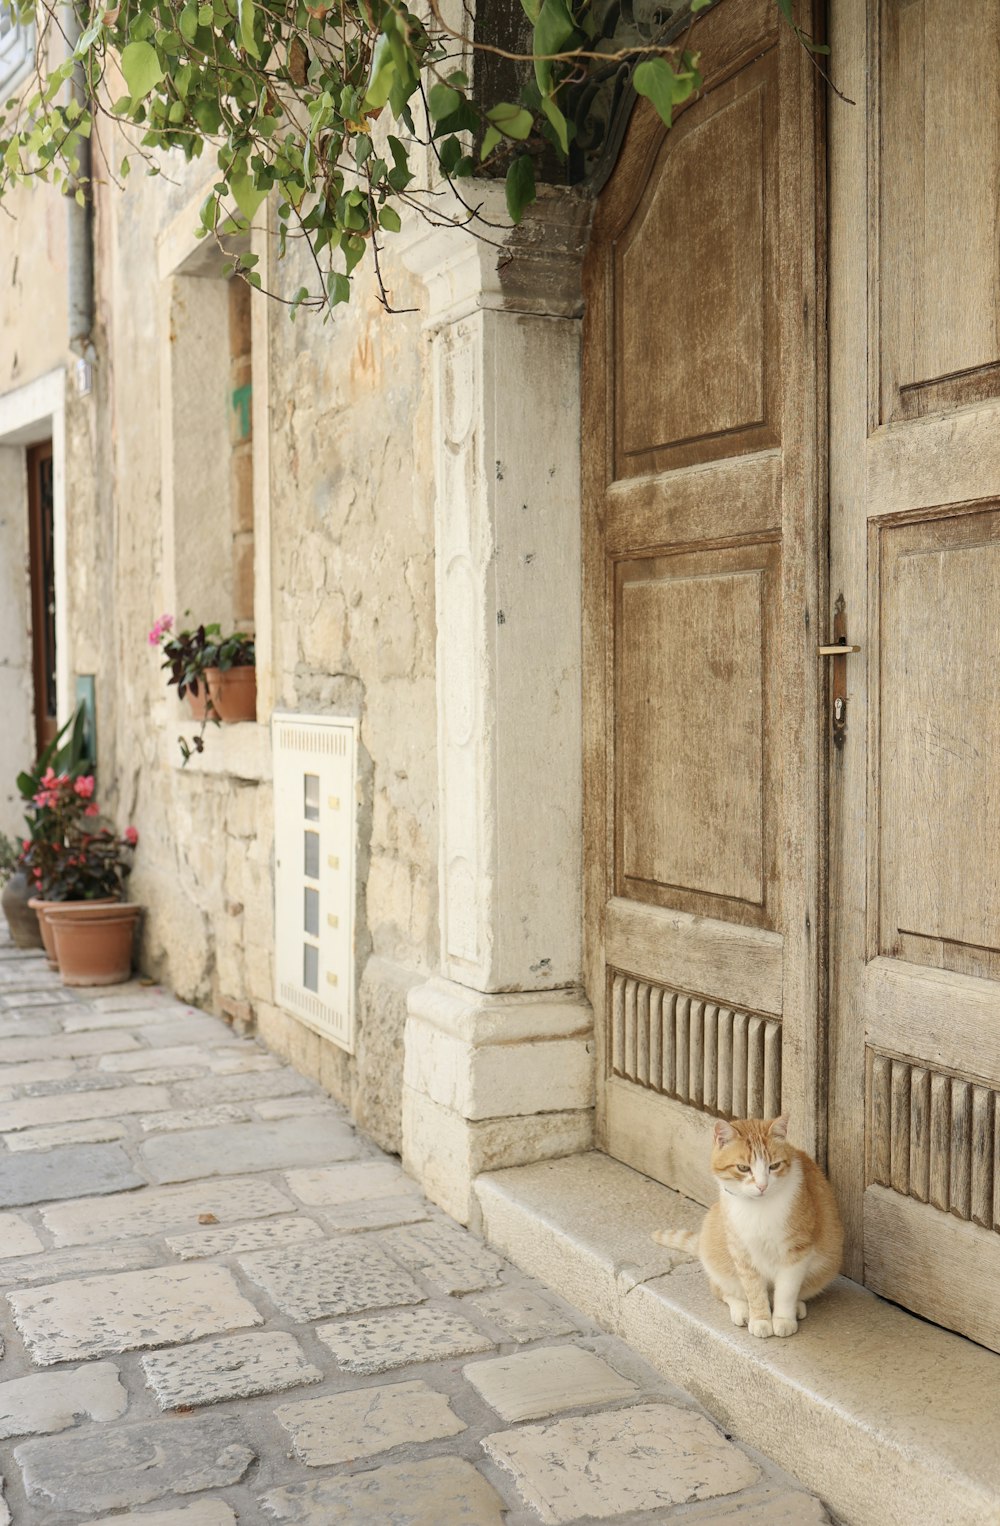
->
[583,0,824,1204]
[27,441,57,756]
[828,0,1000,1350]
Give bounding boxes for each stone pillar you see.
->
[228,276,254,630]
[400,188,596,1223]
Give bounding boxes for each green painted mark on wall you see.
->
[231,382,252,439]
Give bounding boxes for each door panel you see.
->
[584,0,823,1205]
[829,0,1000,1346]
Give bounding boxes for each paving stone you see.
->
[467,1288,580,1344]
[0,1059,76,1086]
[62,1008,185,1032]
[275,1379,466,1466]
[320,1196,432,1232]
[140,1105,250,1134]
[0,1031,141,1062]
[140,1017,243,1047]
[43,1176,294,1245]
[99,1045,215,1073]
[253,1096,340,1120]
[317,1305,495,1374]
[239,1239,425,1321]
[0,1478,8,1526]
[378,1220,505,1294]
[0,1017,58,1038]
[0,1243,161,1287]
[0,988,75,1007]
[167,1215,325,1260]
[143,1330,323,1408]
[0,1083,172,1132]
[210,1053,283,1074]
[285,1160,420,1206]
[0,1210,44,1258]
[464,1345,638,1421]
[16,1414,255,1512]
[5,1119,127,1152]
[141,1116,363,1185]
[0,1144,144,1207]
[10,1264,264,1364]
[694,1492,832,1524]
[260,1456,506,1524]
[21,1070,152,1097]
[82,1505,238,1526]
[482,1403,761,1523]
[0,1361,127,1438]
[181,1071,321,1105]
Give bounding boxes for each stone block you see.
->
[98,1045,214,1072]
[464,1345,638,1421]
[0,1085,173,1132]
[253,1096,340,1121]
[377,1219,504,1294]
[275,1380,465,1466]
[482,1403,760,1522]
[466,1288,579,1344]
[0,1031,140,1063]
[320,1196,431,1233]
[43,1176,295,1245]
[259,1456,505,1524]
[239,1239,424,1321]
[142,1331,322,1408]
[140,1116,362,1183]
[180,1070,319,1105]
[16,1415,254,1513]
[692,1493,832,1524]
[0,1243,161,1287]
[317,1304,495,1374]
[5,1120,127,1152]
[0,1060,75,1086]
[284,1160,420,1206]
[10,1264,264,1363]
[0,1362,127,1438]
[166,1215,324,1260]
[0,1144,144,1208]
[82,1506,237,1526]
[0,1211,44,1258]
[140,1105,250,1134]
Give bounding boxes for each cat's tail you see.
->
[651,1227,700,1255]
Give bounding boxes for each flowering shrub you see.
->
[149,614,255,763]
[22,772,138,902]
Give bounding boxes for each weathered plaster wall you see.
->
[0,184,67,392]
[72,136,438,1154]
[0,446,32,838]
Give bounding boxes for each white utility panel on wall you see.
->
[272,712,358,1053]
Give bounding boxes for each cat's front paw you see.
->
[727,1299,749,1327]
[749,1317,772,1338]
[772,1315,798,1337]
[797,1301,808,1320]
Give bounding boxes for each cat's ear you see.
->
[713,1120,737,1146]
[768,1114,789,1140]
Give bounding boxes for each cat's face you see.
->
[711,1116,793,1198]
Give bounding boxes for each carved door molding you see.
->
[583,0,825,1205]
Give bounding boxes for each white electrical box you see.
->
[272,712,358,1053]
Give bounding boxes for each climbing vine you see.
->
[0,0,826,313]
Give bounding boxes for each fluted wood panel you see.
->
[869,1051,999,1231]
[610,972,781,1119]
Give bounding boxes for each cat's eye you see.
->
[736,1164,751,1173]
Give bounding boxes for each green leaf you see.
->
[428,82,460,120]
[179,3,199,43]
[690,0,713,9]
[519,0,541,21]
[328,271,350,306]
[230,172,267,220]
[540,92,569,154]
[447,70,468,87]
[480,123,502,161]
[533,0,576,93]
[364,33,396,110]
[379,203,401,232]
[237,0,258,58]
[633,56,677,128]
[487,101,533,140]
[505,153,535,223]
[198,2,213,21]
[342,233,365,274]
[120,41,164,103]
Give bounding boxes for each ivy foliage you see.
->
[0,0,821,313]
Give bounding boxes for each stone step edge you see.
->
[475,1158,1000,1526]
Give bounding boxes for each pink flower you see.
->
[148,614,174,646]
[124,826,139,846]
[73,775,95,799]
[84,803,99,817]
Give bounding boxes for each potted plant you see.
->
[1,707,93,950]
[149,614,256,763]
[23,772,140,982]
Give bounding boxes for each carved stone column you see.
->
[399,188,596,1223]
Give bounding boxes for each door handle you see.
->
[820,596,858,749]
[818,643,861,656]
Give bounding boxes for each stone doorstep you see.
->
[474,1152,1000,1526]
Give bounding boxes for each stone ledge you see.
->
[168,721,271,781]
[475,1151,1000,1526]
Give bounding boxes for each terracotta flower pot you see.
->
[186,666,256,723]
[45,902,142,987]
[30,896,118,971]
[2,871,44,949]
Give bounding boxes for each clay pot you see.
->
[44,902,142,987]
[30,896,118,971]
[2,871,44,949]
[186,666,256,723]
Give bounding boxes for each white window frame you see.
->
[0,6,34,98]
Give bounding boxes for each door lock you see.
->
[819,595,860,749]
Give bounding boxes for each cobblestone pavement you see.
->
[0,938,831,1525]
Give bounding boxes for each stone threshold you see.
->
[475,1151,1000,1526]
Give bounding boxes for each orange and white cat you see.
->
[652,1115,843,1338]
